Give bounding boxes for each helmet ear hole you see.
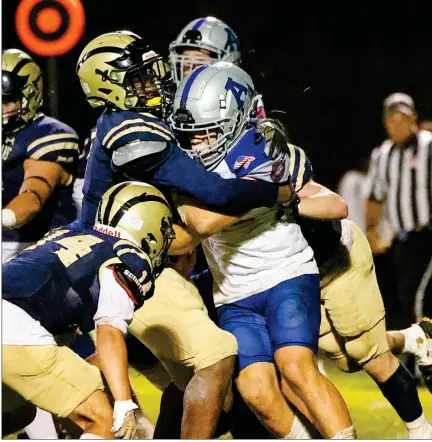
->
[140,238,151,256]
[147,233,157,243]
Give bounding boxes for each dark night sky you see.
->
[3,1,432,189]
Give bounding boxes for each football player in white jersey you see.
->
[170,62,355,439]
[171,62,432,439]
[169,16,241,85]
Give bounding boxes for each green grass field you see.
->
[130,358,432,439]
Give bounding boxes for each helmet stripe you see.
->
[102,182,130,225]
[109,193,170,228]
[192,18,206,30]
[180,64,209,107]
[11,58,32,75]
[76,46,124,72]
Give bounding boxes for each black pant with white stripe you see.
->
[392,227,432,329]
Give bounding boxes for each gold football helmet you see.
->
[2,49,43,130]
[76,31,174,115]
[96,181,175,270]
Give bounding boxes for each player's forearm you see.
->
[364,199,387,252]
[298,191,348,220]
[3,192,43,229]
[169,224,201,255]
[3,164,61,229]
[182,205,240,238]
[96,325,132,401]
[150,147,281,215]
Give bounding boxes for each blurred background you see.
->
[3,0,432,189]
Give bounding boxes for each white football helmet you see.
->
[170,62,259,170]
[169,17,241,85]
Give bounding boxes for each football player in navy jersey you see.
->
[2,181,175,439]
[1,47,81,440]
[2,49,80,263]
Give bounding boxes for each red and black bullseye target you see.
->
[16,0,85,56]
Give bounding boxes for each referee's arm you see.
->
[365,200,389,254]
[364,148,391,255]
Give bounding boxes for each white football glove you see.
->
[112,400,139,439]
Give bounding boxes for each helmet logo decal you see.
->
[142,50,157,61]
[224,27,239,52]
[93,223,122,239]
[224,76,248,109]
[95,68,110,82]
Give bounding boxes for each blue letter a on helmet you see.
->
[225,77,248,109]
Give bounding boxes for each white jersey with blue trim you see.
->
[202,122,318,307]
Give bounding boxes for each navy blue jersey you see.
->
[2,222,154,336]
[76,126,95,179]
[80,110,278,226]
[2,114,80,243]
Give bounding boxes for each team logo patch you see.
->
[234,155,255,170]
[270,159,286,182]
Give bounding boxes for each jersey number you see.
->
[54,235,104,267]
[25,230,103,267]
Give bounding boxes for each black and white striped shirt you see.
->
[364,130,432,233]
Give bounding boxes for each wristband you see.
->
[2,209,17,228]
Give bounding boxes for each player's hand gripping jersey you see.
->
[2,114,80,242]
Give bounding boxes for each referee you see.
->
[365,92,432,330]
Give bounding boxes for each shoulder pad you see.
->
[112,139,170,168]
[110,263,154,309]
[100,111,175,151]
